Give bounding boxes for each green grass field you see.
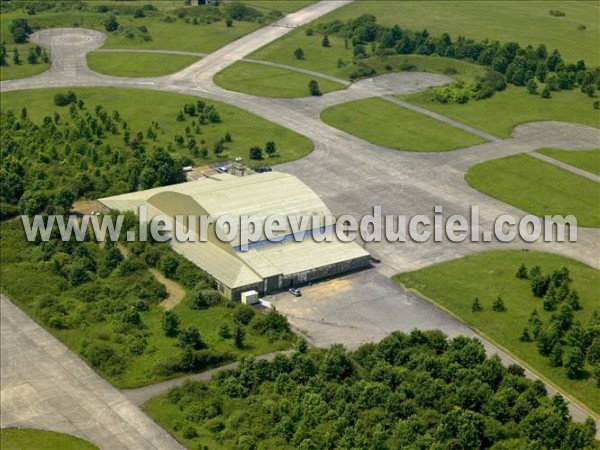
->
[321,97,485,151]
[0,428,98,450]
[538,148,600,176]
[0,60,49,81]
[214,61,346,97]
[466,154,600,228]
[250,28,353,77]
[86,52,199,77]
[395,250,600,415]
[0,88,312,167]
[293,0,599,65]
[404,86,600,138]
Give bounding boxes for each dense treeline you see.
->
[0,98,187,218]
[0,216,293,386]
[514,264,600,386]
[311,14,599,103]
[155,330,597,449]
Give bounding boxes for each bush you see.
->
[53,91,78,107]
[399,62,417,71]
[9,18,32,44]
[308,80,322,96]
[190,288,222,309]
[234,306,255,325]
[104,16,120,32]
[249,146,263,160]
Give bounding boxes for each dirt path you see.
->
[116,244,185,310]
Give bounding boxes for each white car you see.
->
[216,167,228,173]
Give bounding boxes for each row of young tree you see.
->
[512,265,600,386]
[0,41,48,66]
[309,14,599,103]
[160,330,597,449]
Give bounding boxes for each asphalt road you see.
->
[0,295,184,450]
[1,0,599,442]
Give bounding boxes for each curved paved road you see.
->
[1,0,599,442]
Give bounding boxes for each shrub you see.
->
[190,289,222,309]
[234,306,255,325]
[53,91,78,107]
[293,47,304,60]
[249,146,263,160]
[308,80,322,96]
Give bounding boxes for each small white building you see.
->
[241,290,259,305]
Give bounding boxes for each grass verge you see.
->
[538,148,600,176]
[466,154,600,227]
[321,97,486,152]
[0,428,98,450]
[214,61,346,97]
[394,250,600,415]
[86,52,199,77]
[0,59,49,81]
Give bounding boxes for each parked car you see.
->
[216,166,228,173]
[255,166,273,173]
[289,288,302,297]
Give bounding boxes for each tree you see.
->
[543,286,558,311]
[515,263,528,279]
[219,323,231,339]
[520,328,532,342]
[582,84,596,97]
[322,35,330,47]
[564,347,584,379]
[105,16,120,32]
[70,262,90,286]
[234,325,245,348]
[265,141,276,157]
[308,79,322,96]
[12,48,19,65]
[526,79,538,95]
[549,343,563,367]
[249,146,263,160]
[27,47,38,64]
[226,18,233,27]
[471,297,482,312]
[492,296,506,312]
[178,325,205,350]
[541,86,552,99]
[9,18,32,44]
[293,47,304,60]
[54,188,75,213]
[162,310,180,337]
[213,140,225,156]
[530,273,550,297]
[0,43,7,66]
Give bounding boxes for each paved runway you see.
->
[0,295,184,450]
